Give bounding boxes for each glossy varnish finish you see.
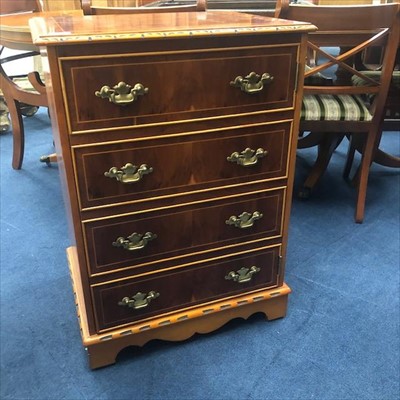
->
[73,121,291,209]
[61,44,298,132]
[29,11,312,43]
[30,11,314,368]
[92,247,281,331]
[84,188,284,276]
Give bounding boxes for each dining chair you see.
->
[285,1,400,172]
[276,0,400,223]
[0,0,48,169]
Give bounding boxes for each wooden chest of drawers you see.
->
[30,11,314,369]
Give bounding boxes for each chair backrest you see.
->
[82,0,206,15]
[276,2,400,123]
[277,2,398,31]
[0,0,40,15]
[275,0,396,17]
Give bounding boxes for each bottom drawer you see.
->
[92,246,281,331]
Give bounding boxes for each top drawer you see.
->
[60,44,299,133]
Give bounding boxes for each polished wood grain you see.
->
[0,0,40,15]
[281,4,397,31]
[91,246,280,331]
[0,10,83,51]
[40,0,82,11]
[67,246,291,369]
[73,122,291,209]
[35,11,313,367]
[82,0,206,14]
[29,11,314,45]
[84,188,284,276]
[60,45,297,132]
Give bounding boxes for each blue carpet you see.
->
[1,109,399,400]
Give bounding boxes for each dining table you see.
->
[0,9,82,168]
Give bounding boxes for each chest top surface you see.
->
[28,11,315,46]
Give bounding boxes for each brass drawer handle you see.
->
[227,147,268,167]
[230,72,273,94]
[95,81,149,105]
[104,163,153,184]
[225,211,263,229]
[225,266,261,283]
[118,291,160,310]
[113,232,157,251]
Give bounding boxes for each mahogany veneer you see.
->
[29,11,315,368]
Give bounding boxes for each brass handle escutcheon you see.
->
[225,266,260,283]
[104,163,153,184]
[95,81,148,105]
[227,147,268,167]
[225,211,263,229]
[230,72,274,94]
[113,232,157,251]
[118,291,160,310]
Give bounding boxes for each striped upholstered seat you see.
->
[301,94,373,122]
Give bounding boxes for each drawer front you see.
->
[84,188,284,276]
[74,122,291,209]
[61,45,298,132]
[91,247,280,331]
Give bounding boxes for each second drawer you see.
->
[73,121,291,210]
[84,188,285,276]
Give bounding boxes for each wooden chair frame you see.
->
[343,47,400,172]
[0,0,49,169]
[276,1,400,223]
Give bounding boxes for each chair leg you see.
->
[1,62,48,169]
[7,99,25,170]
[354,130,377,224]
[343,134,357,180]
[299,133,344,199]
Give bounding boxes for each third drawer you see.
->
[83,188,285,277]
